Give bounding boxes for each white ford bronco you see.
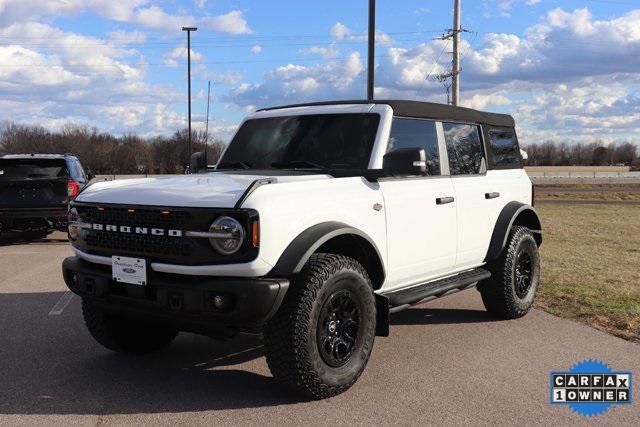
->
[62,100,542,399]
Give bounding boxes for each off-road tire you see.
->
[82,298,178,354]
[479,226,540,319]
[263,253,376,399]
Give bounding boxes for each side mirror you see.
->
[382,148,428,177]
[190,152,206,174]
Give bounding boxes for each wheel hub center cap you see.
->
[328,320,337,333]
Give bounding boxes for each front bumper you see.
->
[62,256,289,334]
[0,207,68,232]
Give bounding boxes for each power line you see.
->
[0,53,404,70]
[0,36,440,50]
[0,29,445,44]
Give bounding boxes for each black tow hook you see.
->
[168,293,184,311]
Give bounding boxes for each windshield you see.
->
[219,113,380,170]
[0,159,68,180]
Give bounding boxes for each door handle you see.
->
[485,192,500,199]
[436,196,455,205]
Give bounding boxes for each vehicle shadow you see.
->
[0,291,303,416]
[0,236,68,246]
[0,291,497,415]
[390,306,498,325]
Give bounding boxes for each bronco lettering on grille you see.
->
[90,223,183,237]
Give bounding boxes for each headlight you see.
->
[68,207,80,241]
[208,216,245,255]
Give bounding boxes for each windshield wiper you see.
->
[271,160,326,170]
[217,161,251,170]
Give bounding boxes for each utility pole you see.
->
[204,80,211,167]
[434,0,467,106]
[452,0,461,106]
[367,0,375,101]
[182,26,197,157]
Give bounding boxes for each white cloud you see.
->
[196,66,242,85]
[330,22,350,40]
[163,46,204,67]
[226,8,640,145]
[0,0,84,28]
[301,44,339,59]
[227,52,364,109]
[251,44,262,54]
[107,30,146,45]
[330,21,393,45]
[0,22,182,134]
[201,10,253,35]
[461,94,512,110]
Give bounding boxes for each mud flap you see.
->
[375,293,389,337]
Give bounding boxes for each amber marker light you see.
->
[160,210,171,215]
[97,207,105,212]
[251,220,260,248]
[127,209,135,213]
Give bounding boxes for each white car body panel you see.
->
[243,176,388,279]
[451,169,531,270]
[76,173,332,208]
[378,177,457,291]
[72,102,534,292]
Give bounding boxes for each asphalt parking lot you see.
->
[1,232,638,425]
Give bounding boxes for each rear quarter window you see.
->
[487,127,522,169]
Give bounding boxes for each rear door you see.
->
[379,118,457,290]
[443,122,501,269]
[0,158,70,208]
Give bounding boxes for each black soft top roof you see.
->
[259,99,514,128]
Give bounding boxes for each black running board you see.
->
[382,268,491,313]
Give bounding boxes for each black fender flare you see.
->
[484,201,542,262]
[267,221,385,279]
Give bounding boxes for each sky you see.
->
[1,0,640,146]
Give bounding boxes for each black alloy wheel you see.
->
[514,252,533,298]
[317,289,361,367]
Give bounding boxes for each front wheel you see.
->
[478,226,541,319]
[263,254,376,399]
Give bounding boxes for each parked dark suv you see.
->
[0,154,91,240]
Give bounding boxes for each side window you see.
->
[388,118,440,175]
[443,123,485,175]
[75,160,87,180]
[487,127,521,168]
[67,159,85,180]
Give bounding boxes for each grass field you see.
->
[535,200,640,342]
[536,183,640,202]
[526,166,631,172]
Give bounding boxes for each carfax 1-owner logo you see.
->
[550,359,632,417]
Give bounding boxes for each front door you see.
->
[379,118,457,291]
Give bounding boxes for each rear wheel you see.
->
[479,226,540,319]
[82,298,178,354]
[264,253,376,399]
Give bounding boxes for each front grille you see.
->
[75,204,210,259]
[85,231,192,257]
[76,206,192,229]
[72,202,259,265]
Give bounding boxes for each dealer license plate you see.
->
[112,256,147,286]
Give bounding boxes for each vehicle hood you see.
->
[75,173,331,208]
